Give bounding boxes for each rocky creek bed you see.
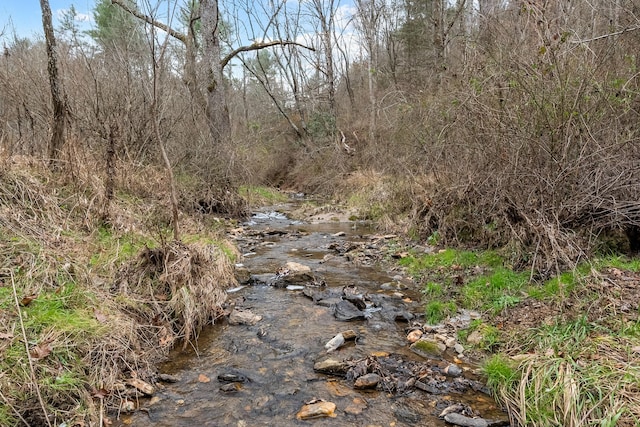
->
[115,205,509,426]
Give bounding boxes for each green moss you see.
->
[412,339,443,356]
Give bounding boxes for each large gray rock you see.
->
[333,300,366,321]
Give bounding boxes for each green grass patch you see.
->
[488,314,640,426]
[483,354,519,390]
[424,300,457,324]
[461,268,529,311]
[422,282,444,299]
[89,225,154,271]
[523,316,599,354]
[239,185,287,205]
[595,255,640,272]
[181,236,239,263]
[400,249,504,277]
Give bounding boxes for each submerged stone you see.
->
[228,309,262,326]
[444,413,489,427]
[314,358,350,375]
[296,401,337,419]
[444,364,463,377]
[354,373,380,389]
[333,300,366,321]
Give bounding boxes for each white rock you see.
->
[325,333,345,352]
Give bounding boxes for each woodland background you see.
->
[1,0,639,272]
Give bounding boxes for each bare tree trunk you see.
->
[201,0,232,147]
[39,0,66,168]
[310,0,338,122]
[355,0,382,144]
[183,0,207,113]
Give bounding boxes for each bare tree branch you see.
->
[111,1,313,71]
[571,25,640,44]
[111,0,186,43]
[220,40,314,70]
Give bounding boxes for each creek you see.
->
[117,203,506,426]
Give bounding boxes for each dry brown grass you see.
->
[115,240,236,348]
[0,154,238,425]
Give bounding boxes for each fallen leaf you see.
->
[92,388,109,399]
[94,309,108,323]
[30,342,52,360]
[198,374,210,383]
[20,294,38,306]
[0,332,14,340]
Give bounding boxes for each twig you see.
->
[11,271,52,427]
[571,25,640,44]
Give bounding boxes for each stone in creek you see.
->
[341,329,358,340]
[415,379,442,394]
[228,309,262,326]
[467,330,484,345]
[296,401,337,420]
[444,413,489,427]
[157,373,180,383]
[407,329,423,343]
[314,358,351,375]
[354,373,380,389]
[126,378,154,395]
[284,261,312,273]
[234,267,251,284]
[317,297,345,308]
[333,300,366,321]
[249,273,276,285]
[344,397,367,415]
[219,383,241,393]
[217,371,249,383]
[454,343,465,354]
[444,364,463,378]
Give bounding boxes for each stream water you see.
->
[117,204,506,426]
